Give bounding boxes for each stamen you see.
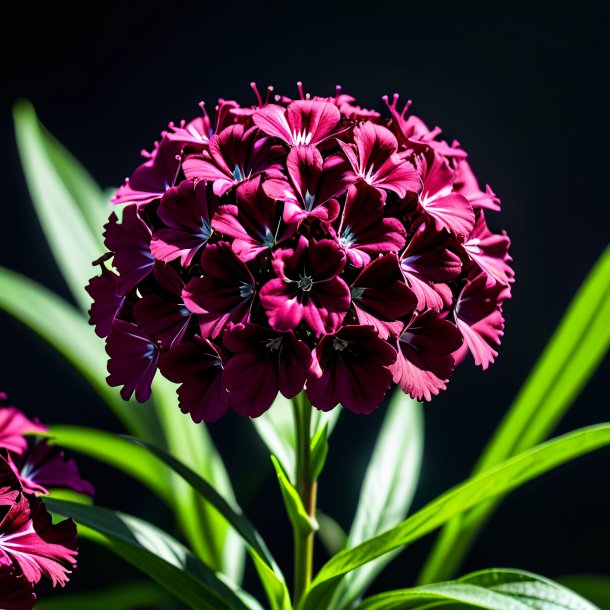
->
[239,282,254,299]
[297,81,305,100]
[351,286,365,299]
[333,337,349,352]
[265,337,283,351]
[250,82,263,106]
[297,275,313,292]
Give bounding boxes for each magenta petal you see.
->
[454,272,506,369]
[306,325,396,413]
[351,254,417,339]
[463,212,514,286]
[86,265,124,338]
[0,485,78,587]
[105,320,160,403]
[454,158,501,211]
[111,136,180,207]
[17,441,94,498]
[150,180,213,266]
[0,408,47,456]
[159,337,230,423]
[103,206,154,296]
[223,323,311,415]
[391,311,463,401]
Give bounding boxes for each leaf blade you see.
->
[45,499,251,610]
[301,424,610,609]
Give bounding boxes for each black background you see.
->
[1,0,609,605]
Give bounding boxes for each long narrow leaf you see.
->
[354,569,598,610]
[420,246,610,584]
[47,425,172,505]
[330,391,424,609]
[0,266,159,440]
[300,424,610,610]
[128,435,291,610]
[558,575,610,609]
[13,100,105,312]
[45,499,251,610]
[151,375,246,583]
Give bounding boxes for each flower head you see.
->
[91,83,513,419]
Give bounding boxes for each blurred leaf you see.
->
[253,394,341,482]
[36,581,175,610]
[310,423,329,482]
[329,391,424,610]
[353,569,599,610]
[0,266,160,440]
[420,245,610,584]
[271,455,316,536]
[151,375,246,584]
[13,100,106,312]
[127,435,291,610]
[316,512,347,557]
[300,424,610,610]
[558,575,610,609]
[47,425,172,505]
[46,499,251,610]
[46,488,93,505]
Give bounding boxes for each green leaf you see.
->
[35,582,175,610]
[310,423,329,482]
[558,575,610,609]
[329,391,424,610]
[271,455,317,535]
[47,425,172,505]
[420,245,610,584]
[316,512,347,557]
[127,435,291,610]
[45,499,251,610]
[13,100,106,312]
[150,375,245,583]
[300,424,610,610]
[253,393,340,481]
[353,569,599,610]
[0,266,159,440]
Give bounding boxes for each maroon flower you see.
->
[463,212,514,287]
[159,337,229,423]
[307,325,397,413]
[400,221,462,311]
[253,100,341,146]
[103,205,154,296]
[15,440,94,498]
[90,84,512,421]
[111,136,181,207]
[150,180,214,266]
[391,311,463,401]
[0,452,78,588]
[333,183,407,267]
[223,323,312,417]
[338,122,420,199]
[106,320,160,402]
[350,254,417,339]
[417,153,474,239]
[86,263,124,338]
[183,242,255,339]
[212,177,294,262]
[133,264,192,350]
[263,146,348,224]
[259,237,350,337]
[453,271,508,369]
[183,124,285,196]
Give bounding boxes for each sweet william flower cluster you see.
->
[88,83,513,423]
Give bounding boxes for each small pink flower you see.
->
[338,122,421,199]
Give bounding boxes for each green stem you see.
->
[292,392,316,606]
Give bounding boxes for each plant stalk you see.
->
[292,392,317,606]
